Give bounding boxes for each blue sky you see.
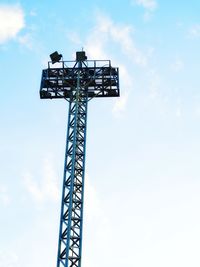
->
[1,1,200,267]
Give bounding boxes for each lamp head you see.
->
[50,51,62,64]
[76,51,87,62]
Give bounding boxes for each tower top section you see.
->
[40,51,120,99]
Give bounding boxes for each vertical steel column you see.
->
[57,69,88,267]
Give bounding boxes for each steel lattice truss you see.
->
[57,91,88,267]
[40,59,119,99]
[40,52,120,267]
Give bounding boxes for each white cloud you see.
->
[112,63,133,116]
[0,250,19,267]
[83,177,112,267]
[84,177,102,221]
[188,24,200,39]
[176,106,182,117]
[0,185,11,206]
[18,33,33,49]
[30,9,37,17]
[133,0,157,11]
[170,58,184,72]
[148,69,161,99]
[131,0,157,21]
[0,4,25,44]
[82,12,147,115]
[67,12,149,115]
[23,158,59,203]
[110,26,147,66]
[175,98,182,118]
[83,12,147,66]
[66,31,82,46]
[112,92,129,117]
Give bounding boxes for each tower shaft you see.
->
[40,51,120,267]
[57,76,88,267]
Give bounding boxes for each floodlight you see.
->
[76,51,87,62]
[50,51,62,64]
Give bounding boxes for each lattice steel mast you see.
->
[40,51,120,267]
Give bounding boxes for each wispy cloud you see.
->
[18,33,33,49]
[188,24,200,39]
[81,12,147,115]
[148,69,161,99]
[30,9,37,17]
[176,103,182,118]
[170,58,184,72]
[83,177,112,267]
[67,11,152,116]
[112,92,129,117]
[0,4,25,44]
[66,31,82,46]
[23,158,59,204]
[0,251,19,267]
[131,0,158,21]
[0,185,11,206]
[112,67,131,116]
[84,177,102,221]
[133,0,157,11]
[85,12,147,66]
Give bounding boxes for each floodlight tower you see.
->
[40,51,120,267]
